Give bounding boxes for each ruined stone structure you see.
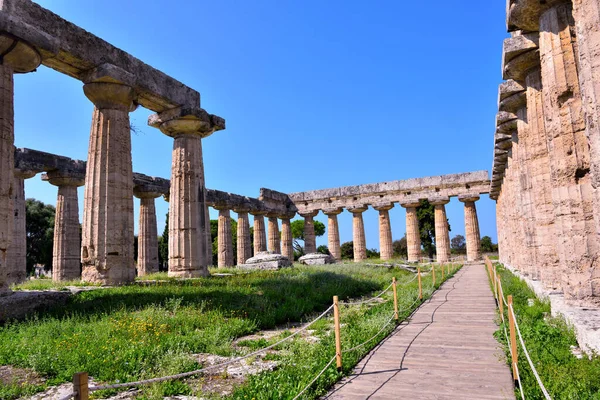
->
[492,0,600,304]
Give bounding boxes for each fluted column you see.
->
[280,212,295,261]
[348,206,368,262]
[215,207,234,268]
[133,189,161,276]
[149,107,224,277]
[45,172,85,281]
[6,170,35,284]
[251,211,267,254]
[459,195,481,262]
[323,208,343,261]
[267,214,281,254]
[373,203,394,261]
[299,211,319,254]
[0,35,41,294]
[81,79,136,285]
[233,206,252,265]
[430,197,451,263]
[400,202,421,262]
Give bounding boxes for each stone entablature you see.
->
[288,171,490,214]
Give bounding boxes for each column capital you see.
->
[429,196,450,206]
[83,82,136,111]
[232,204,252,214]
[322,207,343,216]
[507,0,571,31]
[399,200,421,208]
[459,194,480,203]
[347,205,368,214]
[14,168,36,180]
[148,106,225,139]
[299,210,319,218]
[373,202,394,212]
[133,188,162,199]
[212,204,231,212]
[278,211,296,220]
[0,33,42,73]
[42,171,85,187]
[250,210,268,217]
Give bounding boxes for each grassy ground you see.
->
[0,262,459,400]
[491,263,600,399]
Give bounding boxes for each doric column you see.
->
[459,195,481,262]
[149,107,225,277]
[267,213,281,254]
[429,197,451,263]
[323,208,343,261]
[80,68,137,285]
[0,35,42,294]
[233,205,252,265]
[299,211,319,254]
[279,212,296,261]
[215,207,234,268]
[44,171,85,282]
[400,201,421,262]
[133,188,161,277]
[347,206,368,262]
[6,169,36,284]
[251,211,267,254]
[373,203,394,261]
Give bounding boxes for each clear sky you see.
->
[17,0,507,251]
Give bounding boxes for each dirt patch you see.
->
[0,365,45,386]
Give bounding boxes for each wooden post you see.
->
[392,277,399,320]
[432,264,436,286]
[418,267,423,300]
[497,276,504,319]
[441,262,444,280]
[73,372,89,400]
[333,295,342,370]
[508,295,518,382]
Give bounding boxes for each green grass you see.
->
[491,263,600,399]
[0,262,460,400]
[11,279,101,291]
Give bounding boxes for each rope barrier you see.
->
[342,312,397,354]
[292,355,337,400]
[509,303,552,400]
[342,281,394,306]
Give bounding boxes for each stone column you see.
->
[267,214,281,254]
[539,2,599,299]
[430,197,451,263]
[373,203,394,261]
[215,207,234,268]
[233,206,252,264]
[323,208,343,261]
[133,189,161,277]
[299,211,319,254]
[280,212,295,261]
[6,169,36,284]
[149,107,224,277]
[0,35,41,294]
[251,211,267,254]
[81,73,137,285]
[459,195,481,262]
[400,202,421,262]
[45,172,85,282]
[348,206,368,262]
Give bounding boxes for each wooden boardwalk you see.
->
[324,263,515,400]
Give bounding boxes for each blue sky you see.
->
[18,0,506,250]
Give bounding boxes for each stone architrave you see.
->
[148,107,224,278]
[233,205,252,265]
[267,214,281,254]
[279,212,296,261]
[0,34,42,294]
[459,195,481,262]
[6,169,36,285]
[81,78,137,285]
[299,211,319,254]
[347,206,368,262]
[400,201,422,262]
[323,208,343,261]
[46,171,85,281]
[373,203,394,261]
[251,211,268,254]
[133,189,162,276]
[429,197,451,263]
[216,207,234,268]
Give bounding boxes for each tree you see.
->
[480,236,496,253]
[290,219,326,257]
[416,199,450,260]
[366,248,380,259]
[340,241,354,260]
[392,234,408,258]
[25,198,55,274]
[317,245,330,255]
[158,212,169,271]
[451,234,466,254]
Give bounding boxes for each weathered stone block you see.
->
[237,252,292,270]
[299,253,336,265]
